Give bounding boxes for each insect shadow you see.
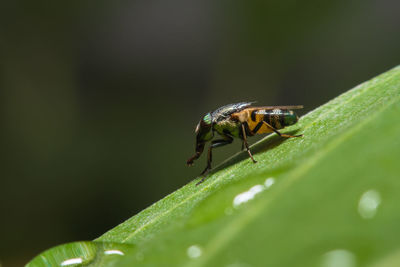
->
[205,129,302,176]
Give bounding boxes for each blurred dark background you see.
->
[1,0,400,265]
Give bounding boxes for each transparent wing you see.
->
[253,105,303,110]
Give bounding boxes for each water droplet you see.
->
[104,249,124,256]
[26,241,135,267]
[358,189,381,219]
[61,258,83,266]
[264,177,275,188]
[321,249,356,267]
[232,179,276,209]
[187,245,202,258]
[233,185,265,208]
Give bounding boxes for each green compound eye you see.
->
[203,113,212,125]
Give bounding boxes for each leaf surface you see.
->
[28,66,400,267]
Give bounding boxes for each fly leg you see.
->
[262,121,303,138]
[200,146,213,176]
[241,123,257,164]
[197,135,233,186]
[187,151,201,166]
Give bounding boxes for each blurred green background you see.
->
[1,0,400,266]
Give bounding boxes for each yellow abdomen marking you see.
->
[232,108,275,134]
[247,113,273,134]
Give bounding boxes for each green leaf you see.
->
[28,66,400,267]
[26,242,135,267]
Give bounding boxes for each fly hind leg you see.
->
[262,121,303,138]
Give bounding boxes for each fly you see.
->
[187,102,303,185]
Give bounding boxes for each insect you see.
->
[187,102,303,185]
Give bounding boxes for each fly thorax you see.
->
[213,119,241,137]
[231,111,249,123]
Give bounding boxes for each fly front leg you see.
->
[241,123,257,164]
[196,135,233,185]
[262,121,303,138]
[187,143,205,166]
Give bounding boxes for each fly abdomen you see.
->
[263,109,299,129]
[233,106,300,135]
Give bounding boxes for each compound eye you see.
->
[195,113,212,134]
[202,113,212,125]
